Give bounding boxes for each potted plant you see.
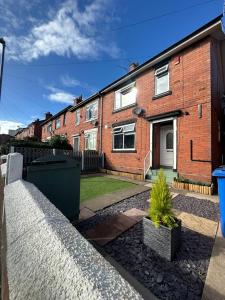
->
[142,169,181,261]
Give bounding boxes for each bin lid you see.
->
[212,166,225,177]
[31,155,69,166]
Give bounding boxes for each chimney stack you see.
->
[45,112,52,120]
[129,62,139,72]
[73,95,83,106]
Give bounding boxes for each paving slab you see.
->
[123,208,148,222]
[202,223,225,300]
[173,210,218,238]
[82,185,150,212]
[85,213,137,246]
[79,207,96,222]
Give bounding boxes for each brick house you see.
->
[15,116,50,141]
[41,96,100,151]
[67,95,100,151]
[97,15,225,184]
[41,108,71,141]
[40,15,224,185]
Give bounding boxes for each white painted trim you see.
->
[149,116,177,169]
[84,128,98,134]
[102,21,221,93]
[150,122,153,168]
[173,118,177,170]
[73,135,80,152]
[152,117,174,124]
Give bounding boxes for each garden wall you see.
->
[2,156,141,299]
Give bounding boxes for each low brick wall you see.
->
[3,179,142,300]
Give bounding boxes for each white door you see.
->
[73,136,80,152]
[160,125,174,167]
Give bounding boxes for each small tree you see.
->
[48,135,72,150]
[149,169,177,229]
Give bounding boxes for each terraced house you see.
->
[41,15,225,185]
[41,95,101,151]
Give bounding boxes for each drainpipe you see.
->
[99,93,103,153]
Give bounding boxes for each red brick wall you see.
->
[16,123,42,141]
[41,100,100,151]
[102,37,215,183]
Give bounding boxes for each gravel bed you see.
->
[76,191,219,299]
[103,223,214,300]
[172,194,220,222]
[77,190,149,232]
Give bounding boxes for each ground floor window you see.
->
[84,130,97,150]
[113,123,135,150]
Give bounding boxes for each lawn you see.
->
[80,176,137,202]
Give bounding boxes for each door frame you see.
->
[150,117,177,170]
[73,135,80,152]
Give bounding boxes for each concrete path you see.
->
[80,185,150,213]
[202,223,225,300]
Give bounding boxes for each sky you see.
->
[0,0,224,133]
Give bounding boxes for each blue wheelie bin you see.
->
[212,167,225,237]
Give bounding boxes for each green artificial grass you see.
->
[80,176,137,202]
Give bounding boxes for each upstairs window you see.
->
[115,83,136,110]
[155,64,169,95]
[86,101,98,121]
[113,123,135,150]
[47,122,52,133]
[55,118,60,129]
[75,109,80,125]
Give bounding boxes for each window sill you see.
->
[152,90,172,100]
[85,118,98,123]
[113,103,137,114]
[111,150,137,153]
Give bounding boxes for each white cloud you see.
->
[46,86,74,104]
[5,0,120,61]
[61,74,97,93]
[0,120,24,134]
[61,75,81,87]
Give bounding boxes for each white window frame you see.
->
[114,82,136,110]
[84,128,98,150]
[55,118,60,129]
[75,109,80,126]
[112,123,136,151]
[155,64,169,96]
[85,101,98,121]
[73,135,80,152]
[47,122,52,133]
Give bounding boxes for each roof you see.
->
[99,14,223,94]
[66,14,224,113]
[41,105,72,126]
[69,93,99,112]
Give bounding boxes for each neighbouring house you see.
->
[16,113,52,141]
[68,95,100,151]
[41,107,72,142]
[41,96,100,151]
[41,15,225,185]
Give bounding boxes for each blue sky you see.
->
[0,0,223,133]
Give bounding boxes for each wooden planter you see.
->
[172,181,213,195]
[142,217,181,261]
